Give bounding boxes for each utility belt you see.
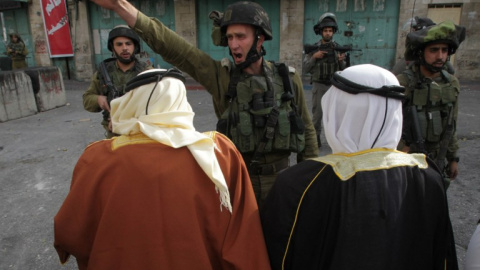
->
[248,158,289,176]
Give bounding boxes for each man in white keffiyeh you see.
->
[322,64,403,153]
[262,64,458,270]
[54,69,271,270]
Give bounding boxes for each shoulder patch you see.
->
[220,57,232,72]
[288,65,296,74]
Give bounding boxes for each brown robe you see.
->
[54,132,271,270]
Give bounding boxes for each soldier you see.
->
[392,16,455,75]
[397,21,466,185]
[90,0,319,208]
[6,33,28,70]
[303,13,346,147]
[82,25,151,138]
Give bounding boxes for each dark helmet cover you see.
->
[220,1,272,41]
[412,16,436,31]
[404,21,466,61]
[107,25,141,54]
[314,12,338,35]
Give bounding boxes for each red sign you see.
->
[40,0,74,57]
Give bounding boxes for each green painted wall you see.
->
[88,0,175,69]
[1,8,35,68]
[304,0,400,69]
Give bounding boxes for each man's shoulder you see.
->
[396,68,416,86]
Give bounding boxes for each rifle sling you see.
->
[99,59,119,96]
[435,105,454,168]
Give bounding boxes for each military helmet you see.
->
[220,1,273,41]
[9,32,22,41]
[314,12,338,35]
[412,16,436,31]
[107,25,141,54]
[404,21,466,61]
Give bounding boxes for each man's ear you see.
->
[256,34,265,49]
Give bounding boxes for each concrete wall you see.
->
[24,67,67,112]
[21,0,478,82]
[0,67,67,122]
[68,0,96,81]
[396,0,480,81]
[0,71,37,122]
[279,0,305,74]
[28,0,52,67]
[174,0,197,48]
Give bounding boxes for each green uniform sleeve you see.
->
[132,12,232,117]
[447,78,460,160]
[292,72,319,160]
[303,53,316,74]
[83,72,102,113]
[20,43,28,56]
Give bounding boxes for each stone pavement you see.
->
[0,78,478,270]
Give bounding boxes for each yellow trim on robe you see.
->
[312,148,428,180]
[112,133,156,150]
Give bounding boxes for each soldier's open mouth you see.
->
[233,53,243,60]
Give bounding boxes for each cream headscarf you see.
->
[110,69,232,213]
[322,64,403,154]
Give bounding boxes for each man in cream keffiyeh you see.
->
[111,69,231,212]
[261,64,458,270]
[54,69,271,270]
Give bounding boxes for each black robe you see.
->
[261,150,458,270]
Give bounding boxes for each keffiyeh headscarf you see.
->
[110,69,232,213]
[322,64,403,154]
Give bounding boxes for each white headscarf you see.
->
[322,64,403,154]
[110,69,232,213]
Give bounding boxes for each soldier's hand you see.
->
[108,118,113,132]
[338,52,346,62]
[313,50,328,59]
[448,161,458,180]
[90,0,119,10]
[97,95,110,112]
[400,145,410,153]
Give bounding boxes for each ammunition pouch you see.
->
[217,63,305,154]
[412,79,458,143]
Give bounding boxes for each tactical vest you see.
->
[98,58,149,121]
[217,63,305,155]
[8,42,28,61]
[403,69,459,143]
[311,41,340,82]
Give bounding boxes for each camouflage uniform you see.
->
[83,59,150,138]
[397,21,465,183]
[6,34,28,70]
[303,13,346,146]
[131,10,318,207]
[397,65,460,161]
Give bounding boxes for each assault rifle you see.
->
[406,105,426,154]
[99,59,120,106]
[303,43,362,55]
